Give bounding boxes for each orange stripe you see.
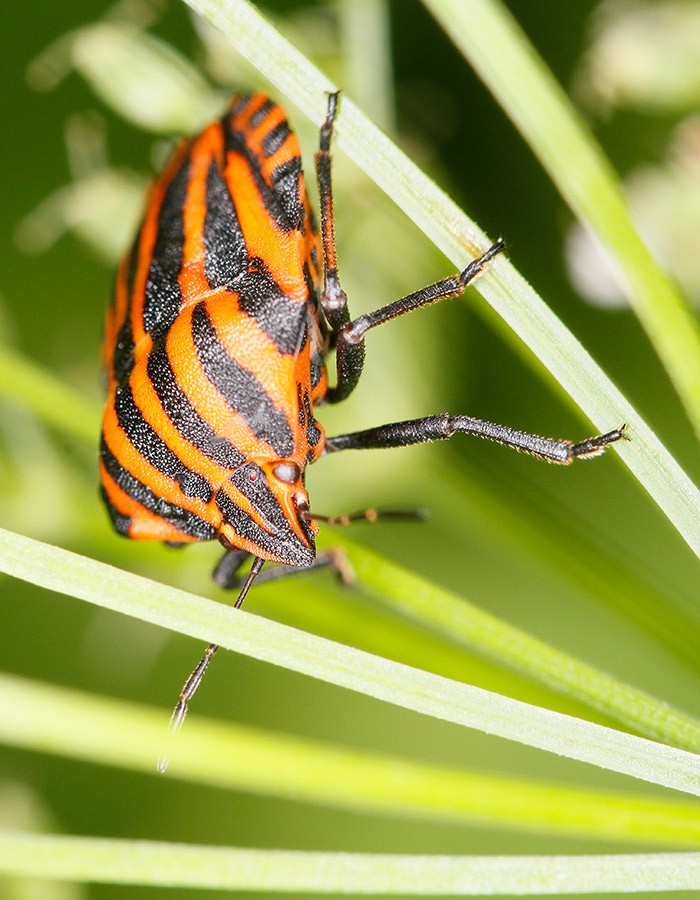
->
[180,123,222,301]
[100,462,199,542]
[128,351,229,491]
[165,299,292,466]
[205,294,300,411]
[101,399,211,522]
[224,147,308,303]
[204,294,325,468]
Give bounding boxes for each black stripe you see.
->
[223,117,302,232]
[302,388,322,447]
[297,383,305,426]
[249,98,274,128]
[113,318,136,384]
[203,158,248,291]
[216,489,280,555]
[231,462,291,531]
[100,485,132,537]
[237,257,308,356]
[270,157,304,229]
[147,339,245,469]
[203,152,309,357]
[230,94,253,117]
[113,381,213,503]
[310,351,325,389]
[192,301,294,457]
[125,230,139,299]
[308,204,318,243]
[112,239,139,383]
[262,120,291,157]
[216,468,292,549]
[303,260,319,303]
[142,153,190,340]
[101,439,216,540]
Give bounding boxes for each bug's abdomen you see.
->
[101,93,327,544]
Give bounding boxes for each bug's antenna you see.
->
[302,507,429,526]
[157,556,265,773]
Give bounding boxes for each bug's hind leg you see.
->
[214,547,355,590]
[325,415,627,464]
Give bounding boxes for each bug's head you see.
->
[216,460,318,567]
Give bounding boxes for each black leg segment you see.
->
[325,414,626,465]
[326,239,506,405]
[214,547,354,590]
[340,238,506,347]
[315,93,365,403]
[314,91,506,405]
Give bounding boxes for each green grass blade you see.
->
[1,348,698,747]
[3,673,700,846]
[331,535,700,753]
[1,833,700,893]
[338,0,395,132]
[437,458,700,675]
[423,0,700,440]
[182,0,700,560]
[2,526,700,796]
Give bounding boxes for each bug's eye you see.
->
[273,462,300,483]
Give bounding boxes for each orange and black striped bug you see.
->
[100,92,626,754]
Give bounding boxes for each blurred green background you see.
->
[1,1,699,898]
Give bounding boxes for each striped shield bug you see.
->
[100,92,626,749]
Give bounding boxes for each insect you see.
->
[100,91,625,742]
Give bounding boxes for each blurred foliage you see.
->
[1,1,699,898]
[568,1,700,309]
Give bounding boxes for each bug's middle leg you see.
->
[328,239,506,404]
[314,92,505,404]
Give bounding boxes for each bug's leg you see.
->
[315,92,366,403]
[330,239,505,404]
[216,547,355,589]
[212,548,252,589]
[158,556,265,772]
[325,416,627,465]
